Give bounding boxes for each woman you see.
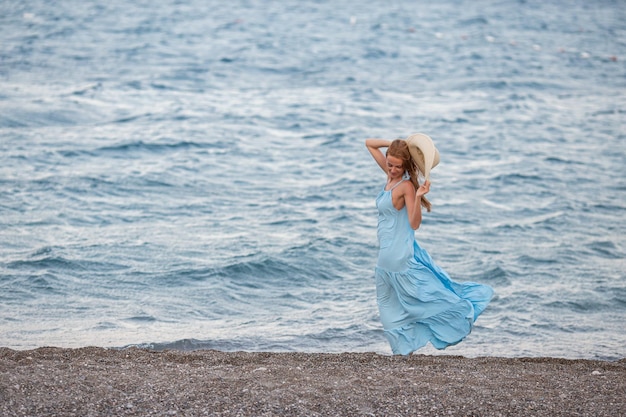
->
[366,135,493,355]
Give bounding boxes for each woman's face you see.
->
[386,155,404,180]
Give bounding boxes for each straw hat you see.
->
[405,133,440,180]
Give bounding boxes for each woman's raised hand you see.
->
[416,180,430,198]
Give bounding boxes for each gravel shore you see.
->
[1,347,624,416]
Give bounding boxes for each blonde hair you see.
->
[387,139,432,212]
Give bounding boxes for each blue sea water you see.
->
[1,0,625,360]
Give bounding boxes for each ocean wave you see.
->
[1,0,625,360]
[0,106,102,128]
[96,140,220,154]
[585,240,624,259]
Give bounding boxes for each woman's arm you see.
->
[405,180,430,230]
[365,138,391,173]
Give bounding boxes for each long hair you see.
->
[387,139,432,212]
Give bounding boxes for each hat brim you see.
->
[405,133,440,180]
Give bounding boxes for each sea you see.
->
[1,0,625,361]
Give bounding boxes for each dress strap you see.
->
[389,179,405,191]
[386,172,411,192]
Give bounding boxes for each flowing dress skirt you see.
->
[376,240,494,355]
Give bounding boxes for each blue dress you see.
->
[375,180,494,355]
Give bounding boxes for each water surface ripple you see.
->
[1,0,625,360]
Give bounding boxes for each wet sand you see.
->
[1,347,624,416]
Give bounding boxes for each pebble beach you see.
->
[1,347,624,416]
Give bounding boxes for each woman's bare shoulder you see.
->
[401,180,416,193]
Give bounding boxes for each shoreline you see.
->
[2,347,625,416]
